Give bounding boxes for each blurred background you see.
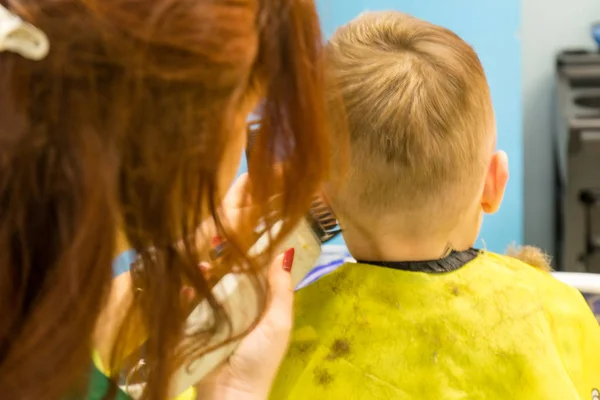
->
[237,0,600,273]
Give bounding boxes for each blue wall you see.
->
[241,1,523,253]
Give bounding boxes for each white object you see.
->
[0,5,49,60]
[552,271,600,294]
[249,219,323,288]
[169,272,260,397]
[122,272,260,398]
[296,245,354,290]
[122,219,323,398]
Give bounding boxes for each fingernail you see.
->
[211,235,224,247]
[210,235,225,260]
[282,248,295,272]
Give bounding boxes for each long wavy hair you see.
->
[0,0,330,398]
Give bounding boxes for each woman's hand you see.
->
[195,249,295,400]
[220,172,283,237]
[196,172,277,256]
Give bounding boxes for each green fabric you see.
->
[270,252,600,400]
[82,364,131,400]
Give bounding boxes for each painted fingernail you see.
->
[210,235,225,260]
[282,248,295,272]
[211,235,224,247]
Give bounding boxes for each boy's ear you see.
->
[481,150,509,214]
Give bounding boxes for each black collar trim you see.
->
[356,248,479,273]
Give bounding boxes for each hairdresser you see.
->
[0,0,332,399]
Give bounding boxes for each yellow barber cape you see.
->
[270,251,600,400]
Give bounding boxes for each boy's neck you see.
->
[342,227,474,262]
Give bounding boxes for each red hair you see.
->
[0,0,331,398]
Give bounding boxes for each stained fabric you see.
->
[270,251,600,400]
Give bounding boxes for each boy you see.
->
[270,11,600,399]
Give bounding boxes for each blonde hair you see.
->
[326,11,494,231]
[506,245,552,272]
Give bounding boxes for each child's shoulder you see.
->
[483,250,589,316]
[483,247,551,273]
[483,250,566,289]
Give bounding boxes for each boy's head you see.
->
[325,12,508,256]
